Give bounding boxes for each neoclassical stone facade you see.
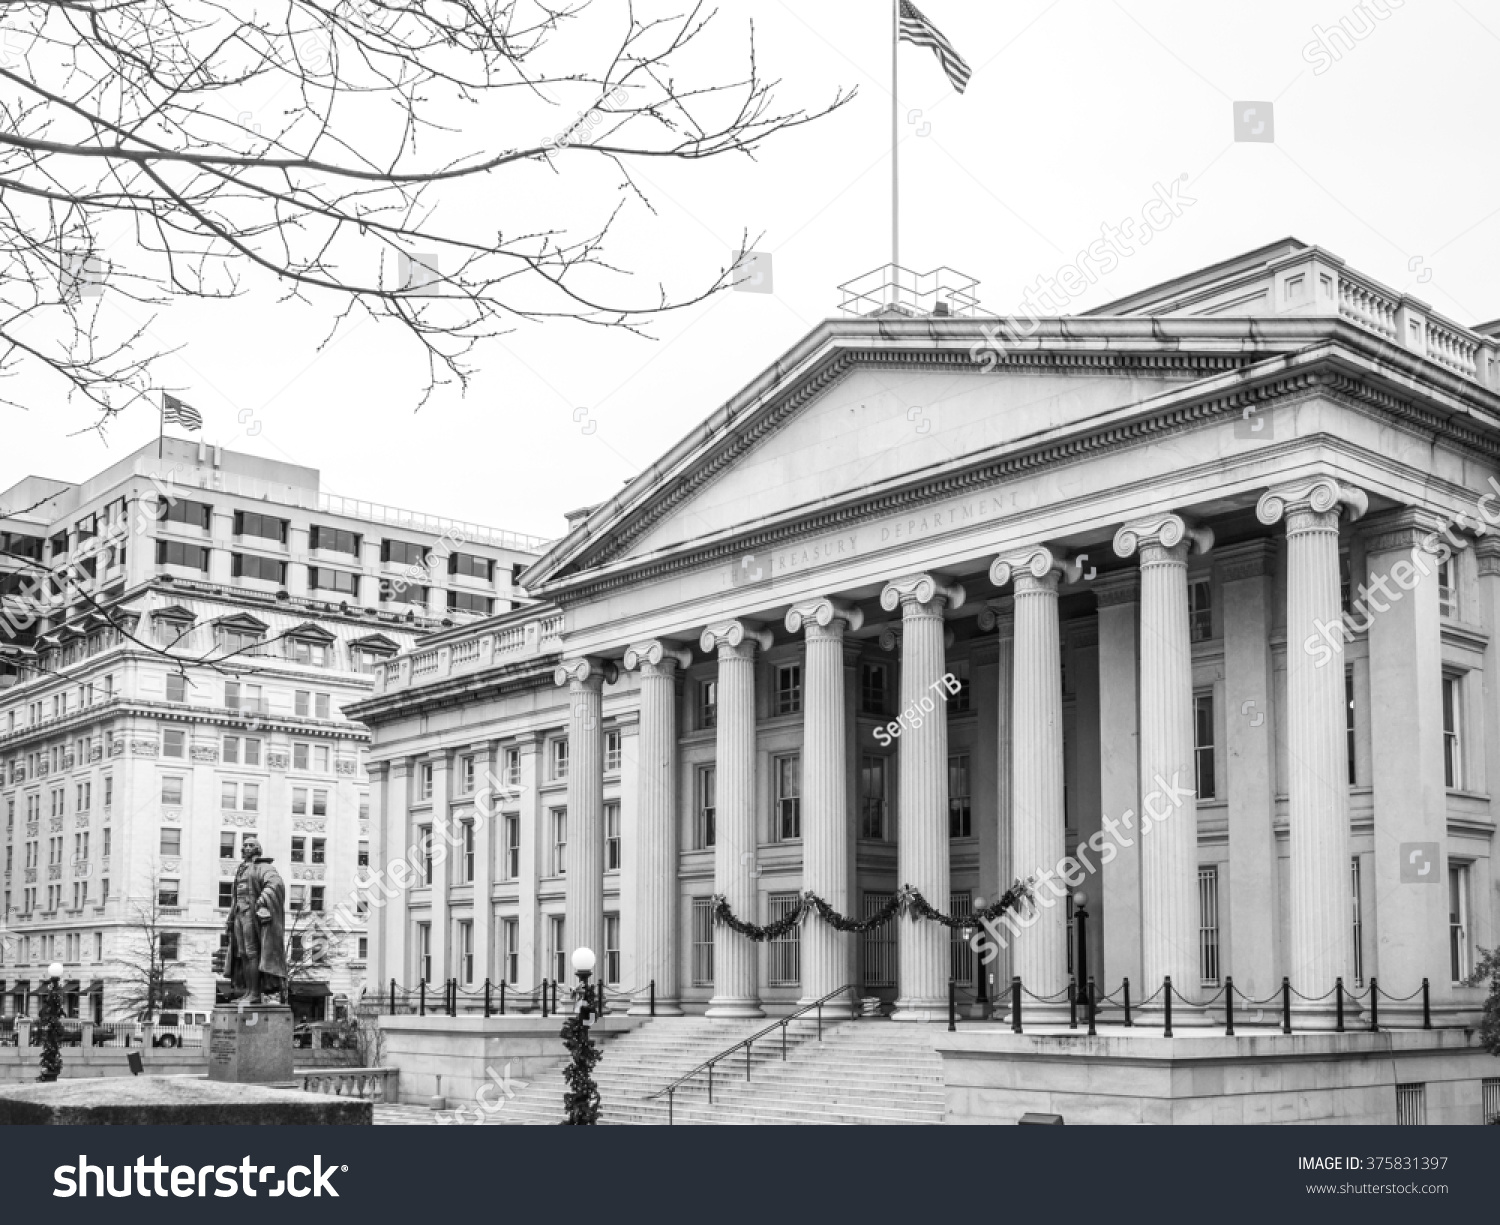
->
[349,240,1497,1030]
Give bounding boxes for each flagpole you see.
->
[891,0,899,285]
[158,391,165,461]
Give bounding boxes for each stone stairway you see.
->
[487,1016,947,1125]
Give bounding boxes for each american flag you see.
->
[162,392,203,431]
[899,1,971,94]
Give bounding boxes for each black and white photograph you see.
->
[0,0,1496,1207]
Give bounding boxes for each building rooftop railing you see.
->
[373,606,563,697]
[837,264,983,319]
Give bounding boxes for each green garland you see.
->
[712,879,1032,942]
[36,978,65,1083]
[558,983,602,1125]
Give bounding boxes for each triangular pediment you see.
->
[213,611,269,633]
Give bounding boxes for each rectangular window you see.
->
[775,664,802,715]
[292,787,308,815]
[294,690,310,718]
[774,754,801,841]
[947,660,971,714]
[220,832,236,860]
[699,680,717,730]
[165,673,186,703]
[446,590,493,615]
[418,826,431,885]
[1450,863,1471,983]
[504,815,520,881]
[1438,557,1458,620]
[860,662,888,716]
[503,748,521,787]
[418,762,433,801]
[691,898,715,987]
[293,743,309,771]
[309,567,359,597]
[449,552,493,581]
[290,837,305,864]
[458,920,474,985]
[158,878,179,908]
[309,886,324,913]
[766,893,801,987]
[604,915,621,987]
[310,525,361,555]
[162,729,186,759]
[503,918,520,985]
[160,777,183,805]
[314,746,329,773]
[154,540,210,572]
[417,923,432,984]
[233,510,287,543]
[382,538,427,567]
[231,552,287,584]
[290,637,333,667]
[604,730,621,773]
[358,841,369,868]
[310,837,325,865]
[159,498,212,529]
[460,820,475,883]
[218,881,233,908]
[550,739,569,781]
[548,915,567,982]
[604,802,621,872]
[460,755,476,794]
[1199,866,1221,985]
[696,765,716,849]
[1194,693,1216,800]
[1443,675,1463,789]
[221,781,238,811]
[947,754,972,838]
[550,808,568,876]
[862,892,896,987]
[1395,1084,1427,1127]
[1188,578,1213,642]
[315,693,331,719]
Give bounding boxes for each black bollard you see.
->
[1422,978,1431,1030]
[1086,977,1097,1037]
[419,979,426,1017]
[389,978,396,1015]
[1163,975,1173,1038]
[1011,976,1023,1034]
[650,979,656,1018]
[1335,977,1344,1033]
[1123,977,1132,1028]
[1225,975,1235,1037]
[484,978,492,1019]
[1368,977,1379,1033]
[1068,977,1077,1030]
[1282,976,1292,1035]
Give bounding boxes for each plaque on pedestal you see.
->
[207,1004,294,1084]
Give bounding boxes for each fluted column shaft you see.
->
[558,665,605,969]
[705,626,765,1017]
[801,620,852,1007]
[1010,572,1069,1000]
[1283,505,1354,993]
[1134,539,1200,997]
[625,643,686,1015]
[891,589,955,1019]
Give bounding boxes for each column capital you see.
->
[879,573,966,613]
[621,639,693,673]
[1360,506,1461,557]
[700,619,773,656]
[1256,477,1368,527]
[976,598,1014,636]
[1113,512,1213,560]
[553,656,617,688]
[785,597,864,635]
[989,545,1079,589]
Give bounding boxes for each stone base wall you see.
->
[935,1029,1497,1125]
[377,1014,643,1107]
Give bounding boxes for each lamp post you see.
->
[1072,891,1090,991]
[37,961,65,1083]
[560,947,602,1125]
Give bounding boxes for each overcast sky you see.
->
[5,0,1498,543]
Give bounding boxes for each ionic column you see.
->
[1115,512,1214,1004]
[553,657,613,972]
[1257,477,1367,1011]
[785,598,864,1013]
[622,640,692,1016]
[701,620,772,1018]
[991,547,1076,1013]
[880,573,965,1022]
[975,601,1014,992]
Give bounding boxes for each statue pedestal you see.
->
[207,1004,294,1084]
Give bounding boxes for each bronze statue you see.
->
[215,836,288,1004]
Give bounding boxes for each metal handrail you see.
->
[648,984,859,1123]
